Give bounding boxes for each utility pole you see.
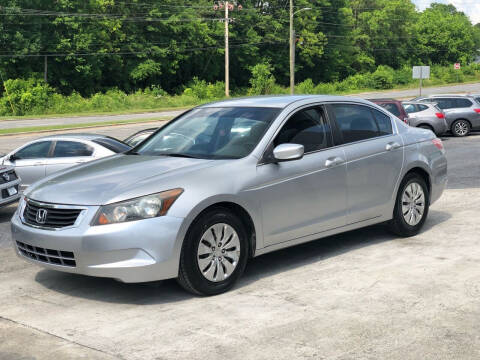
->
[225,1,229,97]
[44,55,48,83]
[214,1,242,97]
[289,0,294,95]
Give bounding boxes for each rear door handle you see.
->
[325,156,344,168]
[386,142,401,151]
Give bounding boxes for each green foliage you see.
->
[371,65,395,89]
[248,62,276,95]
[296,79,316,94]
[183,77,225,100]
[0,78,54,115]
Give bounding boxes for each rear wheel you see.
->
[177,208,248,296]
[388,173,429,237]
[451,119,470,137]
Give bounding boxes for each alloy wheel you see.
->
[402,182,425,226]
[454,121,469,136]
[197,223,241,282]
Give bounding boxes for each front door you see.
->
[6,141,53,189]
[253,105,348,247]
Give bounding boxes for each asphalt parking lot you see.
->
[0,128,480,360]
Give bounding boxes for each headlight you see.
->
[92,188,183,226]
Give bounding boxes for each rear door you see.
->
[327,103,404,224]
[45,140,95,176]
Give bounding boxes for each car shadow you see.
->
[0,204,16,222]
[33,209,451,304]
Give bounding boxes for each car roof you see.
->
[425,94,474,98]
[367,98,398,102]
[198,95,375,108]
[35,133,111,141]
[403,101,434,105]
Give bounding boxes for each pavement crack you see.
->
[0,315,125,360]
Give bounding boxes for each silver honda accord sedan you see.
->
[11,95,447,295]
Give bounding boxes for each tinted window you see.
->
[380,103,401,116]
[475,97,480,104]
[454,98,473,108]
[372,109,393,136]
[274,107,332,153]
[135,107,279,159]
[15,141,51,159]
[403,104,417,114]
[418,104,429,111]
[93,137,131,153]
[434,98,456,109]
[332,104,379,143]
[53,141,93,158]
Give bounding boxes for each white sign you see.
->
[454,63,461,70]
[412,66,430,79]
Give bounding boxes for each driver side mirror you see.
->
[8,154,18,162]
[272,143,304,162]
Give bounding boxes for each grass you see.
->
[0,117,171,136]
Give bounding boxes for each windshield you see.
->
[131,107,280,159]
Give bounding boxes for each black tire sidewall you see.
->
[393,174,430,236]
[452,120,470,137]
[180,209,248,295]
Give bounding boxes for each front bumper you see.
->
[10,208,185,283]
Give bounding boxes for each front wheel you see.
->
[388,173,430,237]
[451,119,470,137]
[177,208,248,296]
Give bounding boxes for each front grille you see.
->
[1,185,19,199]
[23,201,82,229]
[0,170,17,184]
[16,241,76,267]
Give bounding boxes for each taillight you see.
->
[435,113,445,119]
[474,109,480,114]
[432,138,443,150]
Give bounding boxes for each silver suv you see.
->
[0,166,20,208]
[413,94,480,136]
[402,102,448,136]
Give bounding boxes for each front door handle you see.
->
[325,156,344,168]
[386,142,401,151]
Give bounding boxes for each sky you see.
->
[413,0,480,24]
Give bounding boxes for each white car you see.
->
[0,134,130,191]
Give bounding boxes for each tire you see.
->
[451,119,470,137]
[388,173,430,237]
[177,207,249,296]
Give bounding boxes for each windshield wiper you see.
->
[158,153,201,159]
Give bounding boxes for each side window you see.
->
[381,103,401,117]
[15,141,52,160]
[53,141,94,158]
[274,107,332,153]
[403,104,417,114]
[454,98,472,108]
[435,98,454,109]
[331,104,379,144]
[372,109,393,136]
[418,104,429,111]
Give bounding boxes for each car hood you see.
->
[26,154,216,206]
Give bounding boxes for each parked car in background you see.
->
[124,128,158,147]
[369,98,408,122]
[412,94,480,136]
[0,134,131,190]
[11,95,447,296]
[402,102,448,136]
[0,166,20,208]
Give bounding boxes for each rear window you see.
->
[93,137,131,153]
